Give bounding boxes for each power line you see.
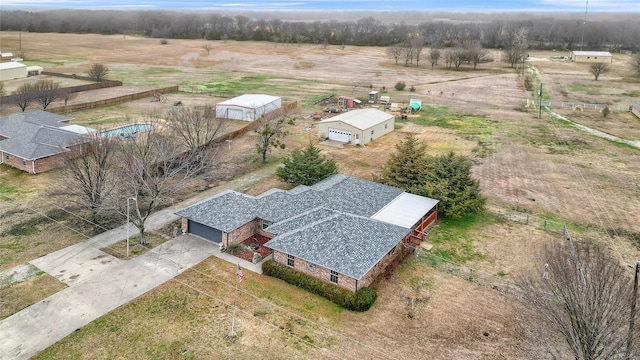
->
[171,277,347,360]
[184,266,402,360]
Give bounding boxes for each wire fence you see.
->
[179,85,235,98]
[417,206,572,297]
[535,100,630,112]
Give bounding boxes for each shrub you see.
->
[226,243,245,254]
[395,81,406,91]
[262,260,377,311]
[524,75,533,91]
[410,85,416,92]
[602,106,610,117]
[160,39,168,45]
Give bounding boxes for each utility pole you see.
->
[538,83,543,119]
[580,0,589,51]
[626,260,640,360]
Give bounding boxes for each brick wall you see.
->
[273,250,358,292]
[226,219,259,246]
[359,241,405,288]
[1,143,84,174]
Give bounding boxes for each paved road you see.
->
[0,166,275,360]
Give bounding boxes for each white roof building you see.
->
[215,94,282,121]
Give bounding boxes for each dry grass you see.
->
[0,32,639,358]
[0,273,67,320]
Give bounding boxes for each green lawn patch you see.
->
[428,211,495,263]
[413,105,497,139]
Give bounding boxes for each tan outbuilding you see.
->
[570,51,612,64]
[317,108,395,145]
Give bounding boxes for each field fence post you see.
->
[526,214,529,225]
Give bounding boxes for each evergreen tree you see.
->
[276,143,337,186]
[374,134,430,194]
[421,152,485,217]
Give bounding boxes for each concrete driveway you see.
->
[0,235,218,360]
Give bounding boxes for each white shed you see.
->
[0,62,27,81]
[317,108,395,145]
[215,94,282,121]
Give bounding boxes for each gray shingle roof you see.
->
[0,111,90,160]
[176,174,437,280]
[175,190,259,233]
[264,212,409,280]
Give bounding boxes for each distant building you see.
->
[317,108,395,145]
[215,94,281,121]
[0,51,14,62]
[0,62,27,81]
[570,51,612,64]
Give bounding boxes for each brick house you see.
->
[0,110,94,174]
[176,175,439,292]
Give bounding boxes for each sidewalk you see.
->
[0,166,276,360]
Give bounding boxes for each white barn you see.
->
[0,62,27,81]
[215,94,282,121]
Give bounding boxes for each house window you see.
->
[262,220,270,230]
[330,270,338,283]
[307,262,316,271]
[287,254,294,267]
[384,124,388,129]
[22,159,26,166]
[371,129,374,135]
[5,154,8,160]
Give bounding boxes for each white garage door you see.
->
[328,128,352,143]
[227,108,244,120]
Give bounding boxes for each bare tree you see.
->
[450,48,467,70]
[402,42,414,66]
[520,241,638,360]
[428,48,441,68]
[466,43,492,70]
[386,44,403,65]
[400,277,431,319]
[115,123,206,245]
[87,63,110,82]
[505,27,528,68]
[255,110,295,164]
[32,79,61,109]
[590,62,609,81]
[202,43,212,55]
[410,37,425,67]
[63,134,118,226]
[12,83,35,112]
[166,105,225,159]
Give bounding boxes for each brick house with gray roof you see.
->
[176,175,439,292]
[0,110,93,174]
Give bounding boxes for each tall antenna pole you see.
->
[580,0,589,51]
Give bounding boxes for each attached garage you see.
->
[215,94,282,121]
[187,220,222,243]
[318,108,395,145]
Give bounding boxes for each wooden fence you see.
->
[47,86,178,114]
[0,72,123,108]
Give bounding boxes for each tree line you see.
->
[1,10,639,51]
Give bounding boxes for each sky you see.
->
[1,0,639,12]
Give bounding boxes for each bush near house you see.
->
[262,260,377,311]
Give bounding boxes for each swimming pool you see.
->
[99,123,153,138]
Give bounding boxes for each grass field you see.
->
[0,32,639,359]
